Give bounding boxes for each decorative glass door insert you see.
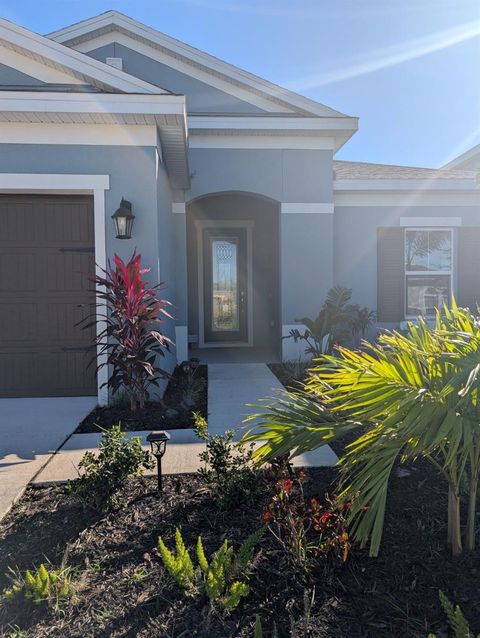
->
[203,227,248,343]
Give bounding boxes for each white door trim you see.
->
[0,173,110,405]
[194,219,254,349]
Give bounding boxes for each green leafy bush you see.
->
[194,413,264,510]
[68,424,153,510]
[2,564,72,610]
[157,527,263,609]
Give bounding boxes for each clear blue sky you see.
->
[2,0,479,168]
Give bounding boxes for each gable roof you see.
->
[334,160,476,181]
[443,144,480,170]
[47,10,355,119]
[0,16,169,94]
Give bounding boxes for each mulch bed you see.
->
[76,364,207,433]
[1,461,479,637]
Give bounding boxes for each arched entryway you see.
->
[186,192,281,362]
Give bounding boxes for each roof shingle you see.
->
[333,160,476,180]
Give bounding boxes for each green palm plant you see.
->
[244,301,480,557]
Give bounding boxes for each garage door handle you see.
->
[59,247,95,253]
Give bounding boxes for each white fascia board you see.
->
[334,179,478,191]
[0,173,110,190]
[189,134,335,150]
[189,115,358,133]
[0,17,165,94]
[400,217,462,227]
[0,45,84,84]
[47,11,357,119]
[334,191,480,207]
[0,91,186,116]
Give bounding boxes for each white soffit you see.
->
[0,16,167,94]
[47,11,358,120]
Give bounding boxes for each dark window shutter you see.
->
[377,227,405,322]
[457,227,480,311]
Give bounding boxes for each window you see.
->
[405,229,453,316]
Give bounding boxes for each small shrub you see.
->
[262,472,353,570]
[158,527,263,609]
[67,424,153,510]
[2,564,73,612]
[428,590,478,638]
[194,413,264,510]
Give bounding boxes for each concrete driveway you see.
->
[0,397,96,520]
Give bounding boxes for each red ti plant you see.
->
[89,251,173,411]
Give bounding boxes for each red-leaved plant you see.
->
[86,251,173,411]
[262,471,354,570]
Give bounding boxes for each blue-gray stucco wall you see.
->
[188,148,334,203]
[86,43,266,114]
[0,63,44,86]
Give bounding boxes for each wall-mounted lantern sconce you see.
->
[112,197,135,239]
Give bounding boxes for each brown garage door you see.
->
[0,194,97,397]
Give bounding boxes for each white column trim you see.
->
[172,202,186,214]
[0,173,110,405]
[281,203,334,214]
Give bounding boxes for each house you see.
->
[0,11,479,404]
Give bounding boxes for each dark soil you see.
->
[76,364,207,433]
[269,362,311,391]
[1,462,479,637]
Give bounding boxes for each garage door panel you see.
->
[0,201,36,242]
[0,252,37,292]
[46,253,94,293]
[44,201,94,244]
[0,302,37,342]
[46,301,95,343]
[0,194,96,397]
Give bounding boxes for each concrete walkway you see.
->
[208,363,284,435]
[0,397,96,519]
[208,363,338,465]
[30,363,337,491]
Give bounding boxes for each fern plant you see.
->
[158,528,195,590]
[158,527,263,609]
[428,590,478,638]
[2,563,72,609]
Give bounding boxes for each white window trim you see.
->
[404,227,454,320]
[0,173,110,405]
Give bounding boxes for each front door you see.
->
[203,227,248,344]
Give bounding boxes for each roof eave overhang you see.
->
[188,115,358,152]
[0,17,166,95]
[47,11,358,120]
[0,91,190,189]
